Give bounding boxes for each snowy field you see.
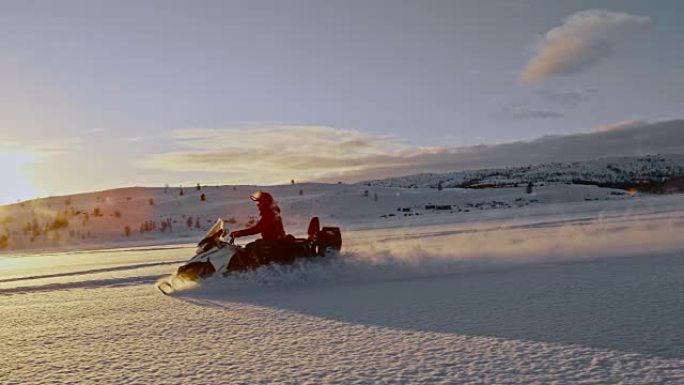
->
[2,191,684,384]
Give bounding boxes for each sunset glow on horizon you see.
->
[0,1,682,205]
[0,150,38,204]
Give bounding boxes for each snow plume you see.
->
[521,10,650,84]
[191,210,684,294]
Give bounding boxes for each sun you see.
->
[0,150,37,205]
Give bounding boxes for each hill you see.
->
[361,154,684,192]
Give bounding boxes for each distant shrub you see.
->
[0,234,8,249]
[148,198,155,206]
[50,214,69,230]
[93,207,102,217]
[124,225,132,237]
[113,210,122,218]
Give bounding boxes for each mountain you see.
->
[361,154,684,192]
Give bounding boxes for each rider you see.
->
[229,191,286,241]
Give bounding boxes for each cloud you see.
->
[136,125,443,183]
[0,136,82,157]
[521,10,650,84]
[31,138,83,155]
[596,119,644,132]
[496,87,597,121]
[542,88,599,108]
[502,105,565,120]
[137,121,684,184]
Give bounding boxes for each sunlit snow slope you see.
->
[1,192,684,384]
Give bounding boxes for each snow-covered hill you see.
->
[2,193,684,384]
[362,154,684,191]
[0,182,640,253]
[2,153,683,253]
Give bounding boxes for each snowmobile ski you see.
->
[157,281,174,295]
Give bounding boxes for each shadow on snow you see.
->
[178,252,684,359]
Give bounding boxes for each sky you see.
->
[0,0,683,203]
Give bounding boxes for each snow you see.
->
[364,154,684,189]
[1,186,684,384]
[0,180,655,253]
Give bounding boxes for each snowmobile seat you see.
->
[317,226,342,255]
[245,238,298,265]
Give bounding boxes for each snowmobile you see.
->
[157,217,342,295]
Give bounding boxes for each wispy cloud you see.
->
[32,138,83,155]
[596,119,644,133]
[0,136,82,157]
[521,10,650,84]
[502,105,565,120]
[496,87,597,121]
[137,121,684,183]
[542,88,599,108]
[136,125,444,183]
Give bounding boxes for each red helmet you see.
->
[250,191,274,205]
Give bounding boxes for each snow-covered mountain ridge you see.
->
[361,154,684,191]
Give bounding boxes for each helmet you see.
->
[250,190,273,205]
